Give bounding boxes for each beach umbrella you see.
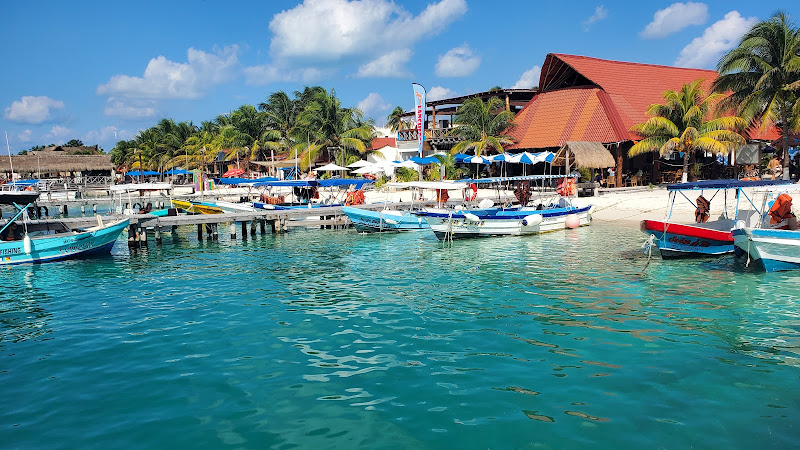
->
[409,156,440,165]
[351,165,384,175]
[125,170,160,177]
[463,156,491,164]
[164,168,190,175]
[347,160,372,168]
[313,163,349,172]
[396,160,420,169]
[222,168,245,177]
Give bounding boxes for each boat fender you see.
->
[522,214,542,227]
[565,214,580,229]
[23,234,32,254]
[463,212,480,222]
[133,203,142,210]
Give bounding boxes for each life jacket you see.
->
[768,193,795,227]
[514,181,531,205]
[556,178,577,197]
[695,195,710,223]
[345,190,365,206]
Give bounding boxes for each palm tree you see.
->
[448,97,516,156]
[386,106,407,133]
[713,11,800,179]
[294,88,375,170]
[629,80,747,183]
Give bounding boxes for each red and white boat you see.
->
[641,179,792,258]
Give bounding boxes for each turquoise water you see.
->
[1,223,798,448]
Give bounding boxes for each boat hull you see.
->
[733,227,800,272]
[341,206,428,232]
[417,206,592,240]
[0,219,129,265]
[641,220,733,258]
[171,200,223,214]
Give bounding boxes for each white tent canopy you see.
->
[347,160,372,168]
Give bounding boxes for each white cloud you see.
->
[583,5,608,31]
[512,66,541,89]
[435,45,481,77]
[674,11,757,68]
[243,64,325,86]
[97,46,239,99]
[427,86,456,101]
[357,93,391,118]
[641,2,709,39]
[268,0,467,65]
[84,126,119,143]
[356,49,413,78]
[103,97,158,119]
[44,125,73,142]
[17,129,33,143]
[4,96,65,124]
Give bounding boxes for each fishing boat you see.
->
[250,179,372,210]
[413,175,592,240]
[0,196,128,265]
[732,185,800,272]
[0,180,41,205]
[641,179,791,258]
[170,199,223,215]
[342,206,428,232]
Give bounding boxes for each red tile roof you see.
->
[509,54,730,149]
[370,137,396,149]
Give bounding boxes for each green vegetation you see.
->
[713,11,800,178]
[448,97,516,157]
[628,80,746,183]
[110,86,377,173]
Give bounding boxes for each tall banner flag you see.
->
[412,83,426,157]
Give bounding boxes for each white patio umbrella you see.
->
[314,163,349,172]
[351,165,384,175]
[347,160,372,168]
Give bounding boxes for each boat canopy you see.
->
[252,179,374,189]
[384,181,463,190]
[5,179,40,188]
[462,174,576,184]
[215,176,278,185]
[751,184,800,193]
[667,179,793,191]
[109,183,174,191]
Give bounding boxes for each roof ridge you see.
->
[550,53,718,74]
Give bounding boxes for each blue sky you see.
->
[1,0,797,153]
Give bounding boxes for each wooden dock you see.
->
[27,202,432,248]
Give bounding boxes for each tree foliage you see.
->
[712,11,800,177]
[448,97,516,156]
[629,80,746,182]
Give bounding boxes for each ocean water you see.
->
[1,223,798,449]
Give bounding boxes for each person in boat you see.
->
[0,222,22,241]
[695,195,711,223]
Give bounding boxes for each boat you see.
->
[641,179,791,258]
[109,183,175,215]
[0,198,128,265]
[341,206,428,232]
[250,178,372,211]
[0,180,41,205]
[732,184,800,271]
[413,175,593,240]
[170,199,223,215]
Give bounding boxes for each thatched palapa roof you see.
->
[552,141,614,169]
[0,154,113,172]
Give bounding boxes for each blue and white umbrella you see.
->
[463,155,492,164]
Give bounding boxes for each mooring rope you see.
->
[641,233,656,273]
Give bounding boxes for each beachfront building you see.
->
[0,145,114,187]
[505,53,783,186]
[397,88,537,154]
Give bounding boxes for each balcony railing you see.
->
[397,127,458,142]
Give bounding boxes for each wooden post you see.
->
[270,219,277,233]
[260,220,266,235]
[155,227,162,245]
[212,224,218,241]
[241,221,248,240]
[230,223,237,239]
[250,221,256,236]
[128,224,137,247]
[197,224,204,241]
